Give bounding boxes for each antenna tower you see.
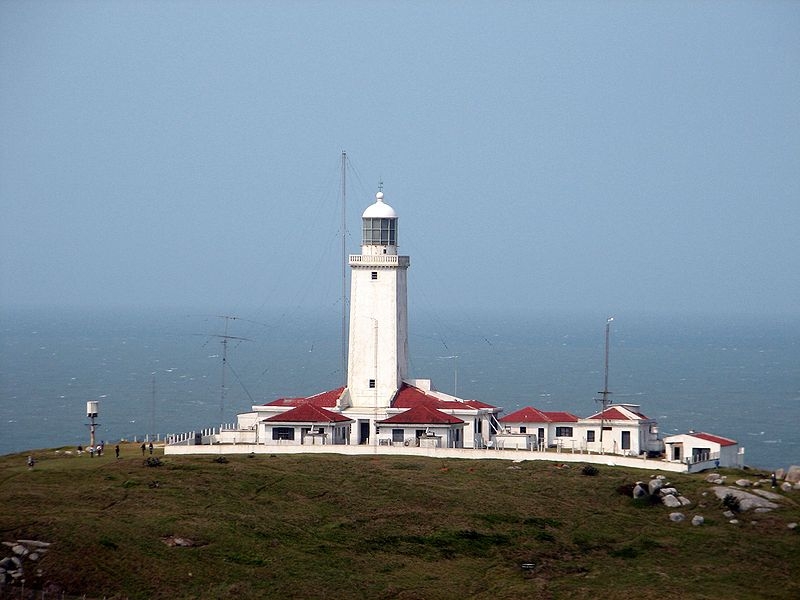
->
[595,317,614,444]
[341,150,348,386]
[209,315,251,424]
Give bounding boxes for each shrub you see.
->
[722,493,741,513]
[582,465,599,476]
[144,457,162,467]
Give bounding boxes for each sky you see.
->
[1,0,799,319]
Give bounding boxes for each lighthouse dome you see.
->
[362,192,397,219]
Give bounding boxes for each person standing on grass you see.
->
[115,444,120,459]
[27,455,34,469]
[149,442,153,455]
[141,442,146,456]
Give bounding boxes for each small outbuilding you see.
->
[663,431,743,470]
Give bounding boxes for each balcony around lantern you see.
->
[349,254,410,267]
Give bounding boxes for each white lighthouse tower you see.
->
[346,191,410,412]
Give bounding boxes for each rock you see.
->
[729,519,739,524]
[633,484,648,498]
[29,552,39,561]
[723,510,735,519]
[678,496,692,506]
[660,487,678,496]
[751,489,783,501]
[785,466,800,484]
[754,507,773,513]
[17,540,51,548]
[781,482,793,492]
[0,557,15,570]
[775,468,785,480]
[787,522,797,530]
[669,512,685,522]
[648,479,664,495]
[11,544,28,556]
[735,479,752,487]
[663,495,683,508]
[705,473,720,483]
[691,515,705,526]
[712,486,780,511]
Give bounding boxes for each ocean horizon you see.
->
[1,306,798,470]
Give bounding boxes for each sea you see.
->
[1,306,798,470]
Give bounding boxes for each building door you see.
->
[673,446,681,461]
[621,430,631,451]
[538,428,545,448]
[359,421,370,445]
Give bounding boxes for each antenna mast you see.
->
[596,316,614,444]
[212,315,250,424]
[341,150,348,386]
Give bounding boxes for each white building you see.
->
[663,431,743,469]
[498,403,663,456]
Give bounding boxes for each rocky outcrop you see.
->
[711,486,780,512]
[785,466,800,484]
[0,539,50,587]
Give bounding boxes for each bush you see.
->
[582,465,599,476]
[144,457,162,468]
[722,493,741,513]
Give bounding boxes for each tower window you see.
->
[371,271,378,280]
[369,379,376,388]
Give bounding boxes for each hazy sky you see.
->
[2,1,798,318]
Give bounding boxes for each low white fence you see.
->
[164,442,689,473]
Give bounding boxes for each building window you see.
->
[520,426,527,434]
[272,427,295,441]
[555,427,573,437]
[369,379,376,389]
[392,429,404,443]
[371,271,378,280]
[587,430,595,442]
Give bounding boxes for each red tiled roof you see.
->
[500,406,579,423]
[263,403,351,423]
[265,387,344,408]
[588,406,649,421]
[392,384,497,411]
[689,432,737,447]
[379,404,464,425]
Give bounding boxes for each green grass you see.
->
[1,445,798,599]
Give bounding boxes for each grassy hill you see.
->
[1,444,798,599]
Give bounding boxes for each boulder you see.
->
[691,515,705,526]
[663,495,683,508]
[648,479,664,495]
[785,466,800,484]
[705,473,720,483]
[788,522,797,530]
[633,484,648,498]
[711,486,780,511]
[775,468,785,480]
[751,489,782,501]
[669,512,685,522]
[660,487,678,496]
[781,482,793,492]
[678,496,692,506]
[729,519,739,524]
[735,479,752,487]
[723,510,735,519]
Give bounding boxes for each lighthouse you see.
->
[346,191,410,409]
